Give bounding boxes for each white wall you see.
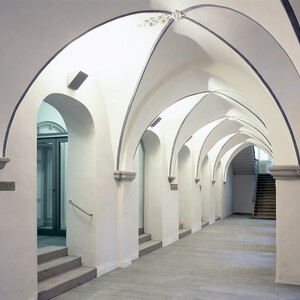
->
[233,174,256,213]
[37,102,67,130]
[222,164,234,218]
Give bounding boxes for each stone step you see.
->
[255,213,276,217]
[201,221,209,228]
[38,266,97,300]
[256,200,276,204]
[250,215,276,220]
[139,240,162,257]
[254,209,276,213]
[38,256,81,282]
[179,228,191,239]
[38,247,67,265]
[139,233,151,244]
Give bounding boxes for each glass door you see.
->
[37,137,67,236]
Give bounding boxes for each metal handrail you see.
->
[68,200,93,217]
[251,146,259,216]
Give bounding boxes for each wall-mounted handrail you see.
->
[68,200,93,217]
[251,146,259,216]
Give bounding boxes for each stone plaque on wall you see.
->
[170,184,178,191]
[0,182,15,191]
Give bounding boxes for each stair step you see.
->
[38,247,67,265]
[38,266,97,300]
[38,256,81,282]
[251,215,276,220]
[179,223,183,230]
[139,240,162,257]
[254,211,276,214]
[179,228,191,239]
[139,233,151,244]
[254,209,276,213]
[201,221,209,228]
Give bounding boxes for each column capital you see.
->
[114,170,136,182]
[269,165,300,180]
[0,157,10,170]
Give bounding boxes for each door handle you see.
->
[48,188,56,193]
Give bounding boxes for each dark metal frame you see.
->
[37,136,68,237]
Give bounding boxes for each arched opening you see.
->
[37,102,68,238]
[138,141,145,234]
[36,93,97,268]
[142,130,162,241]
[178,145,195,236]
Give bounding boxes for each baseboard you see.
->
[162,233,178,247]
[118,258,132,268]
[97,262,118,277]
[191,224,201,233]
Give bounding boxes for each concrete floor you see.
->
[38,236,66,248]
[54,214,300,299]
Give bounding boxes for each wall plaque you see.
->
[0,182,15,191]
[170,184,178,191]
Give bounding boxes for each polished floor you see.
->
[54,214,300,299]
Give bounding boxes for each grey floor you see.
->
[38,235,66,248]
[54,214,300,299]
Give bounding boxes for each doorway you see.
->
[37,137,68,236]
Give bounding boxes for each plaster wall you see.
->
[222,164,234,218]
[233,175,256,213]
[143,131,163,241]
[37,102,67,130]
[178,145,201,232]
[276,179,300,285]
[200,156,211,223]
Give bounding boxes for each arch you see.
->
[3,5,299,171]
[42,93,97,266]
[212,132,272,181]
[195,117,270,179]
[141,130,163,241]
[222,142,272,183]
[2,9,172,158]
[37,121,67,136]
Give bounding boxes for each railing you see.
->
[251,146,259,217]
[68,200,93,217]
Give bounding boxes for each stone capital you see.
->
[269,165,300,180]
[0,157,10,170]
[114,170,136,182]
[168,176,176,183]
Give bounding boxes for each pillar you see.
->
[270,165,300,285]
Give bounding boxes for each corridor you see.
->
[55,215,300,299]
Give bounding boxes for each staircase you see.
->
[138,232,162,257]
[252,174,276,220]
[179,223,191,239]
[38,246,97,300]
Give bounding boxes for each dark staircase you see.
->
[252,174,276,220]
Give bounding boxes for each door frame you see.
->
[37,136,68,236]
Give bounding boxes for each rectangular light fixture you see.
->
[150,117,162,127]
[67,71,88,90]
